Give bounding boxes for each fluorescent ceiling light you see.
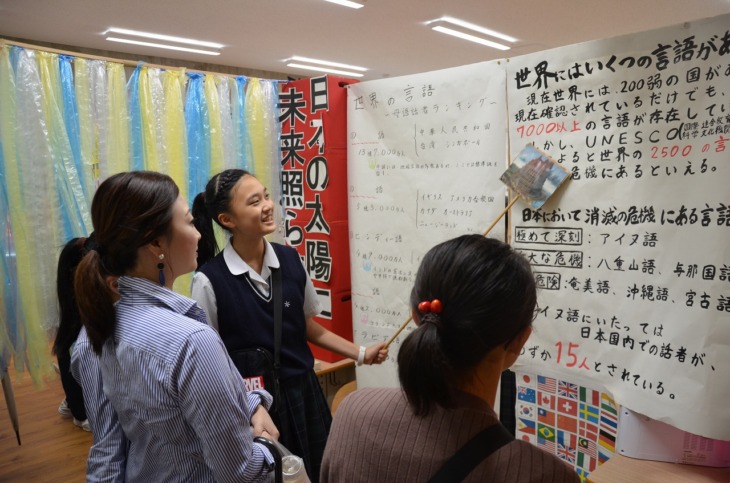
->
[435,17,517,43]
[287,56,367,72]
[431,26,510,50]
[105,27,224,49]
[324,0,364,9]
[287,63,364,78]
[106,37,221,56]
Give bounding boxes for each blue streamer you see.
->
[185,73,210,200]
[9,46,21,74]
[127,64,144,171]
[59,55,87,200]
[0,133,20,353]
[55,54,90,240]
[235,76,253,172]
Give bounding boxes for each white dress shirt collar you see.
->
[223,238,280,286]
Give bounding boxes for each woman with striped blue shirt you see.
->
[74,171,276,482]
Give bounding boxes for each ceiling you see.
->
[1,0,729,81]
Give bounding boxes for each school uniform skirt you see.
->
[274,370,332,483]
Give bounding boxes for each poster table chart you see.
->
[588,454,730,482]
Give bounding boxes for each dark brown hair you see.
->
[74,171,179,354]
[52,237,87,357]
[398,235,537,416]
[191,169,252,267]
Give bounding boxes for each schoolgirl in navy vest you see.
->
[191,169,388,482]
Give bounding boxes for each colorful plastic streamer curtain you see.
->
[5,47,59,382]
[0,43,283,382]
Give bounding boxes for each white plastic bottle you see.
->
[282,454,311,483]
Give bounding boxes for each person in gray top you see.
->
[322,235,580,482]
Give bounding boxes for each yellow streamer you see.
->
[246,78,272,190]
[74,58,98,195]
[107,62,130,175]
[166,69,191,297]
[139,66,160,172]
[162,69,188,200]
[205,74,224,176]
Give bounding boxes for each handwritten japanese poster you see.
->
[507,15,730,440]
[347,61,508,387]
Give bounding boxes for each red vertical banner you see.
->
[279,75,357,362]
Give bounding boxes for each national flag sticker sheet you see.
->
[515,372,618,481]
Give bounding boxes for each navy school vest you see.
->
[198,243,314,380]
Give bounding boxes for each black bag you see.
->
[229,267,283,418]
[229,347,281,401]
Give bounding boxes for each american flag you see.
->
[558,380,578,399]
[538,437,556,453]
[538,375,557,393]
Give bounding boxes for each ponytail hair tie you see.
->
[84,237,105,257]
[418,299,443,330]
[418,299,443,314]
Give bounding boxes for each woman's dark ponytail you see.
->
[192,192,218,268]
[74,250,116,354]
[398,320,454,416]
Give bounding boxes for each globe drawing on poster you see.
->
[500,144,570,209]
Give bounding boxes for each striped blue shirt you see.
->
[97,276,273,482]
[71,326,128,482]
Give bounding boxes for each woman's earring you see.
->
[157,254,166,286]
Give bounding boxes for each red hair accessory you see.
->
[418,299,443,314]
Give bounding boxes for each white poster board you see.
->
[507,14,730,440]
[347,61,508,387]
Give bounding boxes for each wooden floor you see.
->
[0,366,91,481]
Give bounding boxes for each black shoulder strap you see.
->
[428,423,515,483]
[272,266,282,382]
